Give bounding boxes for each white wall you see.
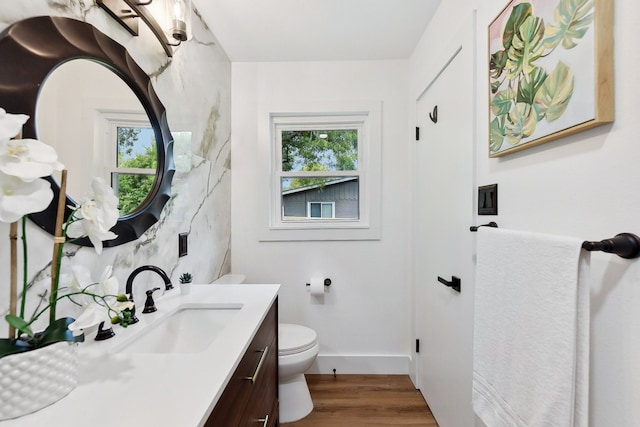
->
[231,61,413,373]
[412,0,640,425]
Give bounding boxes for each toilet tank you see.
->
[211,274,246,284]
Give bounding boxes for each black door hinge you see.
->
[416,339,420,353]
[415,126,420,141]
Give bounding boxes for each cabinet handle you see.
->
[244,346,269,383]
[257,415,269,427]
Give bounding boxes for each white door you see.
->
[413,43,476,426]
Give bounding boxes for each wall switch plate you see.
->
[478,184,498,215]
[178,232,188,257]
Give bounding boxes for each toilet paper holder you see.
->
[306,278,332,287]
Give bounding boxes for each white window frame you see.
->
[260,100,382,241]
[98,111,156,190]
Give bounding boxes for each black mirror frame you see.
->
[0,16,175,247]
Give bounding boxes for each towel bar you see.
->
[582,233,640,259]
[471,223,640,259]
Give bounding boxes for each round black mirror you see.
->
[0,16,175,247]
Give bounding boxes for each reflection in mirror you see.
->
[36,60,156,216]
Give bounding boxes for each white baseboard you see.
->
[306,354,411,375]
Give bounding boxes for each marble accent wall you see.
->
[0,0,231,335]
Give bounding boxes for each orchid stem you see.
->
[8,221,18,339]
[49,170,68,325]
[20,217,28,319]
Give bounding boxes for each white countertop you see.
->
[0,283,280,427]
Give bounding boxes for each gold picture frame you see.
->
[488,0,613,157]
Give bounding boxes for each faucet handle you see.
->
[142,287,161,313]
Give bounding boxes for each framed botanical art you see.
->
[488,0,613,157]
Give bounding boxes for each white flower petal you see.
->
[68,304,107,332]
[91,177,119,227]
[0,108,29,140]
[0,174,53,222]
[0,138,63,180]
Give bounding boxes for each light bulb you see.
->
[172,0,186,22]
[167,0,189,42]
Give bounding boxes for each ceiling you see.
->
[192,0,442,62]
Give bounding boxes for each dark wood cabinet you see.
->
[205,299,279,427]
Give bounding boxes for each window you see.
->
[263,101,381,241]
[100,112,157,215]
[308,202,335,218]
[278,125,360,222]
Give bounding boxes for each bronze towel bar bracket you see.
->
[582,233,640,259]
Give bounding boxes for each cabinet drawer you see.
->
[240,334,278,426]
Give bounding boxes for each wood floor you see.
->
[281,375,439,427]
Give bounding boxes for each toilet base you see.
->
[279,373,313,423]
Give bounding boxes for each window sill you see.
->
[259,225,381,242]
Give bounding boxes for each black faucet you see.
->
[125,265,174,316]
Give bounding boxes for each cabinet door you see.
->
[206,301,278,427]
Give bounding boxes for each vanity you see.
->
[0,284,280,426]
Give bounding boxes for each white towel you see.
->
[473,228,590,427]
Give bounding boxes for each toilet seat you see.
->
[279,323,318,356]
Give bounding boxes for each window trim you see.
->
[259,100,382,241]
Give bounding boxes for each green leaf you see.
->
[489,117,505,153]
[490,49,508,80]
[501,3,533,51]
[36,317,84,348]
[491,89,516,116]
[5,314,34,338]
[544,0,594,50]
[491,80,502,95]
[0,338,32,358]
[504,102,538,145]
[517,66,548,105]
[506,15,546,80]
[533,61,575,121]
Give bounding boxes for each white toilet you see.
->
[211,275,319,423]
[278,323,320,423]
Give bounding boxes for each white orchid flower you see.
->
[66,178,119,254]
[67,304,111,335]
[0,172,53,222]
[0,138,64,180]
[68,264,95,306]
[91,177,119,226]
[0,108,29,141]
[67,266,132,333]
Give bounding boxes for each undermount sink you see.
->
[115,303,243,354]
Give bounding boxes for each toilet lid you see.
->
[279,323,318,356]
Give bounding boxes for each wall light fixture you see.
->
[97,0,191,57]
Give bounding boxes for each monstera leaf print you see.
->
[533,61,574,121]
[488,0,595,154]
[491,89,516,116]
[544,0,594,50]
[505,102,537,145]
[490,3,533,82]
[517,66,547,106]
[490,117,506,152]
[502,3,533,54]
[505,15,546,80]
